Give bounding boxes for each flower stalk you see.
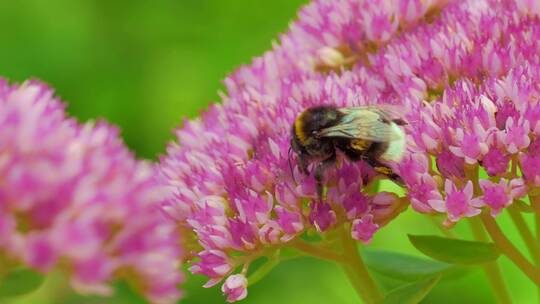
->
[291,239,347,264]
[468,218,512,304]
[481,213,540,287]
[530,194,540,240]
[291,228,383,304]
[340,225,383,304]
[508,205,540,265]
[247,251,282,287]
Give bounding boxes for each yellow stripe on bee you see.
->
[374,166,392,175]
[350,139,370,151]
[294,113,307,143]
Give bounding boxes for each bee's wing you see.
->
[318,107,402,142]
[339,104,407,122]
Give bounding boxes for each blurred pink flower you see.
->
[0,80,183,303]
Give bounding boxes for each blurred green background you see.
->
[0,1,536,303]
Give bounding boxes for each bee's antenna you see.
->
[288,146,297,184]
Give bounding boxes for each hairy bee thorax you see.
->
[293,105,341,145]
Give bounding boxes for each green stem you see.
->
[247,254,280,286]
[340,225,384,304]
[341,265,372,304]
[537,215,540,304]
[0,253,14,279]
[481,213,540,287]
[291,239,347,263]
[528,194,540,302]
[536,212,540,240]
[508,205,540,264]
[468,218,512,304]
[247,250,304,286]
[530,195,540,240]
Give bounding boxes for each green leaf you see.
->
[0,268,45,297]
[408,234,500,265]
[381,276,441,304]
[362,249,455,281]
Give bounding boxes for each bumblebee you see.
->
[290,105,407,199]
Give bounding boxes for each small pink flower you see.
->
[436,149,465,179]
[482,148,510,176]
[429,180,481,222]
[371,192,404,226]
[397,152,430,185]
[222,274,248,303]
[352,214,379,244]
[190,250,233,288]
[259,221,282,244]
[228,219,258,251]
[495,100,519,130]
[411,112,442,153]
[409,174,443,213]
[516,0,540,15]
[449,127,489,164]
[528,138,540,156]
[520,153,540,186]
[275,206,304,236]
[343,192,371,220]
[309,201,337,232]
[478,179,512,216]
[502,117,530,153]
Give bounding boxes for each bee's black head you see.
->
[289,105,341,178]
[290,105,341,153]
[299,105,341,138]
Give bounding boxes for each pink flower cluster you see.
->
[161,0,540,301]
[160,73,407,301]
[401,64,540,223]
[227,0,447,99]
[0,80,183,303]
[160,0,450,302]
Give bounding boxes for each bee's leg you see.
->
[367,158,403,185]
[363,142,402,183]
[392,118,407,126]
[314,153,336,202]
[297,155,310,175]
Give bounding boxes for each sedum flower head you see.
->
[160,0,540,301]
[160,70,408,293]
[394,0,540,220]
[402,63,539,224]
[0,80,183,303]
[159,0,460,299]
